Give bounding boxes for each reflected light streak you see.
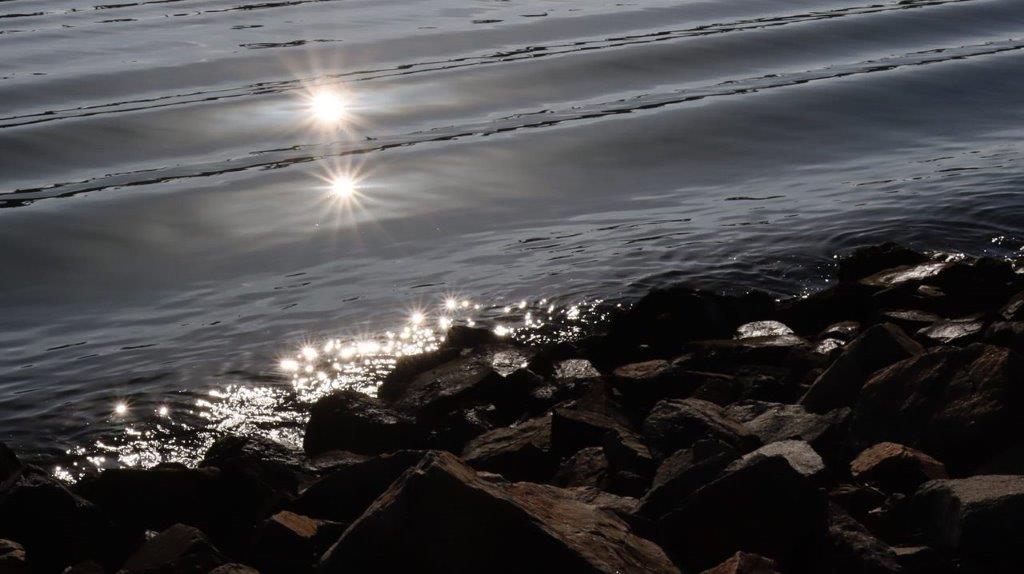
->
[310,89,347,123]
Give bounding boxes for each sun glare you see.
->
[330,175,357,199]
[310,89,347,123]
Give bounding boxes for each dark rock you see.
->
[641,399,758,458]
[829,483,888,524]
[851,344,1024,471]
[461,415,555,482]
[879,310,940,333]
[909,475,1024,568]
[62,560,105,574]
[917,316,986,346]
[778,283,875,336]
[551,407,628,458]
[638,444,739,519]
[801,323,923,413]
[553,447,608,488]
[658,455,826,571]
[687,372,745,406]
[683,335,815,367]
[892,546,944,573]
[824,504,902,574]
[734,321,793,339]
[850,442,947,493]
[819,320,862,342]
[0,539,26,574]
[319,451,679,573]
[859,261,950,290]
[725,401,850,465]
[1001,290,1024,321]
[302,390,419,456]
[0,467,132,573]
[984,321,1024,353]
[558,485,640,516]
[443,325,501,349]
[378,350,512,419]
[730,440,825,480]
[425,404,497,453]
[202,434,307,495]
[837,243,928,283]
[0,444,20,485]
[699,551,780,574]
[208,565,259,574]
[119,524,225,574]
[249,511,326,574]
[975,441,1024,475]
[77,465,220,532]
[602,425,656,478]
[377,347,460,403]
[288,450,425,523]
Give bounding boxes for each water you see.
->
[2,0,1023,474]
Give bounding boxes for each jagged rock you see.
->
[249,511,332,574]
[118,524,225,574]
[891,546,943,573]
[984,321,1024,353]
[443,325,501,349]
[851,344,1024,470]
[819,321,862,342]
[850,443,947,493]
[824,504,902,574]
[700,551,780,574]
[302,390,419,456]
[62,562,106,574]
[209,565,259,574]
[837,243,928,283]
[910,475,1024,568]
[829,484,888,525]
[815,338,845,355]
[1001,290,1024,321]
[735,321,794,339]
[461,415,555,481]
[725,401,850,465]
[801,323,923,413]
[683,335,815,367]
[0,467,132,573]
[638,442,738,519]
[425,404,498,453]
[860,262,950,290]
[553,447,608,488]
[778,283,875,336]
[641,399,757,458]
[658,455,826,571]
[378,347,461,401]
[975,442,1024,475]
[551,407,627,457]
[0,539,26,574]
[201,435,308,495]
[288,450,425,523]
[558,485,640,516]
[377,350,511,419]
[879,310,940,333]
[730,440,825,480]
[917,316,986,346]
[554,359,601,380]
[319,451,679,573]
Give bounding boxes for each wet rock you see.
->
[684,335,815,367]
[837,243,928,283]
[638,443,739,519]
[824,504,902,574]
[879,310,940,333]
[850,442,947,493]
[0,467,132,573]
[734,321,794,339]
[553,447,608,488]
[851,344,1024,470]
[249,511,329,574]
[730,440,825,480]
[553,359,601,380]
[819,320,862,342]
[302,389,420,456]
[814,338,845,356]
[0,539,26,574]
[860,261,950,290]
[118,524,225,574]
[461,415,555,482]
[801,323,923,413]
[641,398,758,458]
[378,350,511,419]
[202,435,307,495]
[1001,290,1024,321]
[288,450,426,523]
[917,316,986,346]
[778,283,875,336]
[319,451,679,573]
[658,455,826,571]
[699,551,780,574]
[909,475,1024,568]
[443,325,501,349]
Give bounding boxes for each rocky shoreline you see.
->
[3,242,1024,573]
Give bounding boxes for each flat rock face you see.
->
[917,316,986,345]
[851,344,1024,470]
[642,398,758,457]
[319,451,679,573]
[302,390,420,456]
[910,475,1024,565]
[119,523,226,574]
[461,415,554,482]
[730,440,825,480]
[849,442,947,493]
[859,262,950,289]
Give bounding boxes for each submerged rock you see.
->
[302,389,420,456]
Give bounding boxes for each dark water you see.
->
[2,0,1023,475]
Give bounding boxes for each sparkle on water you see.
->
[309,88,347,123]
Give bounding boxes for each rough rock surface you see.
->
[642,398,758,457]
[699,551,780,574]
[850,442,947,493]
[118,524,225,574]
[461,415,555,481]
[302,389,420,456]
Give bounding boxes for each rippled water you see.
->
[2,0,1024,474]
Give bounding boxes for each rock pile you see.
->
[1,243,1023,573]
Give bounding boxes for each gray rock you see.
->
[642,399,758,457]
[734,321,794,339]
[730,440,825,480]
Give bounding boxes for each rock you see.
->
[699,551,780,574]
[554,359,601,380]
[730,440,825,480]
[860,262,950,290]
[851,344,1024,470]
[734,321,794,339]
[801,323,923,413]
[641,399,758,458]
[377,350,510,419]
[319,451,679,573]
[377,347,460,402]
[208,565,259,574]
[725,401,850,465]
[819,321,862,342]
[461,415,555,482]
[443,325,501,349]
[201,435,308,493]
[0,539,26,574]
[829,484,888,525]
[638,443,739,519]
[1001,290,1024,321]
[610,360,677,411]
[683,335,815,367]
[891,546,943,573]
[815,338,845,355]
[550,407,628,458]
[837,243,928,283]
[658,455,826,571]
[302,390,419,456]
[558,485,640,516]
[984,321,1024,353]
[0,467,131,573]
[850,442,947,493]
[118,524,225,574]
[917,316,986,346]
[824,504,902,574]
[77,465,220,532]
[249,511,328,574]
[975,441,1024,475]
[288,450,426,523]
[778,283,875,336]
[553,447,608,488]
[910,475,1024,568]
[879,310,940,333]
[0,444,20,484]
[62,561,106,574]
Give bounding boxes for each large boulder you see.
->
[642,399,758,458]
[909,475,1024,568]
[319,451,678,573]
[201,434,309,493]
[461,415,555,482]
[800,323,923,413]
[658,455,826,571]
[917,316,986,346]
[851,344,1024,471]
[118,523,225,574]
[302,390,420,456]
[849,442,947,494]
